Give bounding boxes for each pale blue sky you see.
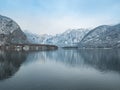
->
[0,0,120,34]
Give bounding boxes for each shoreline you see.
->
[0,44,58,51]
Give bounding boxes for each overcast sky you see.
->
[0,0,120,34]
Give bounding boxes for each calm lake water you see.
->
[0,49,120,90]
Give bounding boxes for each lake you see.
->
[0,49,120,90]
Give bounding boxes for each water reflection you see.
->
[0,49,120,90]
[31,49,120,73]
[1,49,120,79]
[0,51,28,80]
[79,49,120,72]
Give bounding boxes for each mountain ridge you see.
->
[79,24,120,48]
[25,29,90,47]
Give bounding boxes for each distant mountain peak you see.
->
[25,28,90,47]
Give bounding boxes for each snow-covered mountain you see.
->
[24,29,90,47]
[24,30,52,44]
[44,29,90,47]
[25,23,120,48]
[79,24,120,48]
[0,15,28,45]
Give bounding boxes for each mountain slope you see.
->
[24,30,52,44]
[0,15,28,45]
[45,29,90,47]
[25,29,90,47]
[78,24,120,48]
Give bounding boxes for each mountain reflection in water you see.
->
[0,49,120,90]
[0,51,28,80]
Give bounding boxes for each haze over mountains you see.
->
[25,29,90,47]
[0,15,120,48]
[25,23,120,48]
